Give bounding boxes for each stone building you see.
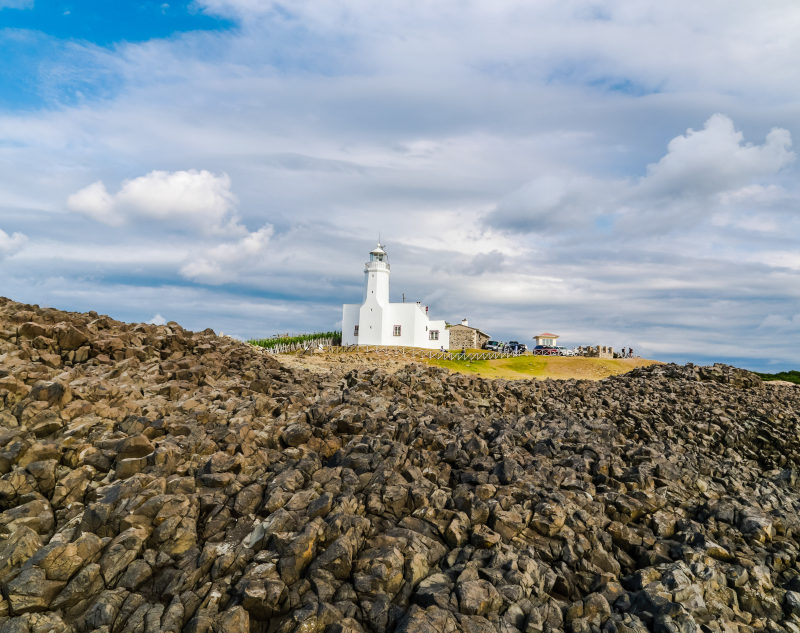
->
[448,318,490,350]
[341,243,450,350]
[578,345,614,359]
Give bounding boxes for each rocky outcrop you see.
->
[1,296,800,633]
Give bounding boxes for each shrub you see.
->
[249,331,342,349]
[754,370,800,384]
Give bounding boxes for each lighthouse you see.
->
[342,242,450,349]
[363,243,390,304]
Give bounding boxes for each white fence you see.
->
[257,341,625,361]
[324,345,518,361]
[255,336,339,354]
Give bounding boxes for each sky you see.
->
[0,0,799,371]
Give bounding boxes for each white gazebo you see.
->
[534,333,559,347]
[341,243,449,349]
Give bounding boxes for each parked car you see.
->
[533,345,558,355]
[555,346,574,356]
[484,340,502,351]
[504,341,527,353]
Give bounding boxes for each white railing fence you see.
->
[256,341,626,360]
[304,344,516,361]
[255,336,340,354]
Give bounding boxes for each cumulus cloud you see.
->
[635,114,794,200]
[67,170,240,234]
[486,114,795,236]
[65,181,119,225]
[180,225,274,284]
[0,229,27,258]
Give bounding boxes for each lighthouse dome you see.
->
[369,243,388,263]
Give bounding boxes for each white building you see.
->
[342,243,450,349]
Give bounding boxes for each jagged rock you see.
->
[456,579,502,616]
[0,297,798,632]
[242,578,287,619]
[0,526,41,584]
[6,567,65,614]
[282,423,312,447]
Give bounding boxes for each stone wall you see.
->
[578,345,614,359]
[448,324,490,350]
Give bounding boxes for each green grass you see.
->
[249,331,341,349]
[754,370,800,384]
[427,355,657,381]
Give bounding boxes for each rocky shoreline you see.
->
[1,297,799,633]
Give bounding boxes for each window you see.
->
[429,330,439,341]
[393,325,402,336]
[354,325,359,337]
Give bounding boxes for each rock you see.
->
[0,299,797,633]
[470,524,501,548]
[282,423,312,447]
[234,483,264,516]
[414,573,453,609]
[6,567,65,614]
[29,382,67,406]
[738,511,775,543]
[242,579,287,619]
[54,324,88,351]
[98,526,149,585]
[51,563,104,610]
[456,580,502,616]
[530,502,565,537]
[0,526,42,584]
[213,605,250,632]
[492,508,526,541]
[27,532,103,581]
[115,435,155,460]
[785,590,800,617]
[308,492,333,519]
[396,605,459,633]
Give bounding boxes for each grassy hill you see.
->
[425,354,659,380]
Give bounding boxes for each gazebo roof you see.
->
[535,333,559,338]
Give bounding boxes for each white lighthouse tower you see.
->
[363,243,390,303]
[342,242,450,349]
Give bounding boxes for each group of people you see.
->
[618,347,635,358]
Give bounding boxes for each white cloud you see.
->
[67,170,240,234]
[487,114,795,235]
[718,184,786,206]
[635,114,794,199]
[66,181,120,225]
[0,229,27,258]
[180,225,274,284]
[147,313,167,325]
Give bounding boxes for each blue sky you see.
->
[0,1,232,107]
[0,0,799,371]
